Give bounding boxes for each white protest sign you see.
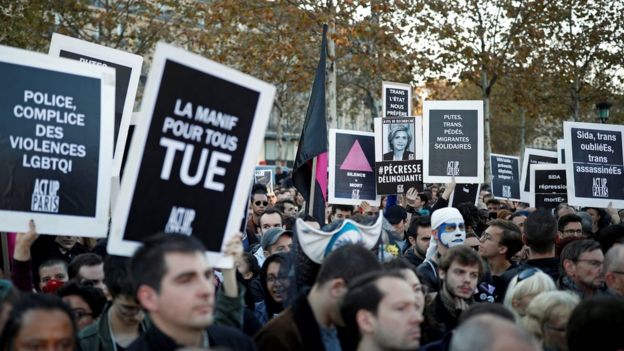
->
[520,148,558,203]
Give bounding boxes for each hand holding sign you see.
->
[405,187,418,207]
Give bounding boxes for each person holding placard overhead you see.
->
[383,124,414,161]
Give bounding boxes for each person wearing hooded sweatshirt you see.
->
[255,252,290,325]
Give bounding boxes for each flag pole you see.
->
[308,156,317,216]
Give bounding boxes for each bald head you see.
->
[604,244,624,296]
[450,315,540,351]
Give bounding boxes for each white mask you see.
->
[437,221,466,247]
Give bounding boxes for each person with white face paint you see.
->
[416,207,467,293]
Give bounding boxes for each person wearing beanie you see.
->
[379,205,409,260]
[416,207,466,292]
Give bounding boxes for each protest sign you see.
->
[373,116,423,194]
[449,183,480,207]
[108,42,275,266]
[564,121,624,208]
[329,129,380,206]
[423,100,484,184]
[254,167,274,193]
[382,81,411,117]
[49,33,142,177]
[490,153,521,201]
[520,148,558,203]
[557,139,565,164]
[530,164,567,209]
[0,45,115,237]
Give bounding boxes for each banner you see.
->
[107,43,275,266]
[0,45,115,237]
[423,100,484,183]
[449,183,480,207]
[564,122,624,208]
[520,148,558,203]
[490,153,521,201]
[49,33,142,177]
[382,81,411,117]
[557,139,565,164]
[530,164,567,209]
[329,129,380,206]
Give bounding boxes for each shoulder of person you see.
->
[208,324,256,350]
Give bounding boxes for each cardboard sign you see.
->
[0,45,115,237]
[530,164,567,209]
[564,122,624,208]
[423,100,484,183]
[382,81,411,117]
[490,153,521,201]
[329,129,380,206]
[449,183,481,207]
[254,167,274,193]
[49,33,143,177]
[108,43,275,266]
[557,139,565,164]
[520,148,558,203]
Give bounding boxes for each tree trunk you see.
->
[519,106,526,164]
[482,71,492,184]
[327,1,338,129]
[572,76,580,121]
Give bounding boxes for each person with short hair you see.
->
[604,244,624,296]
[558,239,605,298]
[127,234,255,351]
[39,259,69,293]
[567,296,624,351]
[405,216,432,267]
[69,253,109,299]
[381,205,409,257]
[557,214,584,240]
[0,293,77,351]
[246,184,269,247]
[421,246,484,344]
[254,244,382,351]
[521,290,579,351]
[503,268,556,318]
[449,314,540,351]
[57,280,107,331]
[275,199,299,219]
[341,270,424,351]
[486,199,501,214]
[253,208,285,266]
[330,204,355,222]
[260,228,293,258]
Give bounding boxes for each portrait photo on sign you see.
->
[383,120,415,161]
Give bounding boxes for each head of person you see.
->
[575,211,594,237]
[431,207,466,255]
[503,268,556,317]
[295,190,305,207]
[567,296,624,351]
[261,227,293,257]
[38,259,69,292]
[384,205,408,234]
[275,199,299,219]
[456,202,482,236]
[486,199,501,213]
[0,293,76,351]
[331,204,355,222]
[449,314,540,351]
[341,270,423,350]
[104,255,145,328]
[0,280,20,333]
[68,253,108,298]
[524,209,557,256]
[406,216,432,258]
[604,244,624,296]
[130,234,214,334]
[457,302,516,324]
[438,245,484,300]
[556,203,576,219]
[259,207,284,235]
[54,236,78,252]
[464,232,480,252]
[521,290,579,351]
[237,252,260,280]
[429,185,439,200]
[260,252,291,318]
[478,219,523,262]
[387,124,412,153]
[56,281,106,331]
[250,184,268,217]
[313,244,382,326]
[598,224,624,253]
[560,239,604,292]
[557,214,584,240]
[382,259,426,307]
[510,211,528,236]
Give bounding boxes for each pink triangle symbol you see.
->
[340,140,373,172]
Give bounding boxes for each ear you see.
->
[356,309,376,334]
[521,233,528,245]
[562,259,576,277]
[329,278,347,299]
[243,271,254,280]
[511,298,521,310]
[498,245,508,257]
[263,250,270,258]
[438,268,446,280]
[557,231,564,240]
[432,229,439,242]
[407,236,417,246]
[136,285,159,312]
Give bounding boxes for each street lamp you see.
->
[596,101,612,124]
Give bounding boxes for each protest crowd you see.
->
[1,17,624,351]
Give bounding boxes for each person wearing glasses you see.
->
[559,239,606,298]
[604,244,624,297]
[245,184,269,249]
[556,214,585,256]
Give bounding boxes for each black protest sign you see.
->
[564,122,624,208]
[49,33,143,177]
[449,183,480,207]
[0,45,115,237]
[423,101,484,184]
[108,43,275,262]
[329,129,379,206]
[375,160,423,195]
[490,154,521,201]
[382,81,411,117]
[520,148,558,203]
[530,164,567,209]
